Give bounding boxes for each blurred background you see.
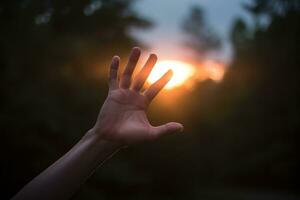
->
[1,0,299,199]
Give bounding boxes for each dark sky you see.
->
[133,0,251,63]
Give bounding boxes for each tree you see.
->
[182,6,221,61]
[0,0,152,199]
[209,0,300,191]
[243,0,300,17]
[230,18,251,52]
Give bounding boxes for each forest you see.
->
[1,0,299,199]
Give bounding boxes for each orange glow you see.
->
[147,60,196,89]
[203,60,225,82]
[146,59,226,90]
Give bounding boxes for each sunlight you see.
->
[147,60,196,89]
[203,60,225,82]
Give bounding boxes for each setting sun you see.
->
[147,60,196,89]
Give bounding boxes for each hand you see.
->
[90,47,183,145]
[12,48,184,200]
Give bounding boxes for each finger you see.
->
[144,70,173,101]
[109,56,120,90]
[131,54,157,91]
[151,122,184,139]
[120,47,141,89]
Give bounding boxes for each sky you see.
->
[133,0,252,64]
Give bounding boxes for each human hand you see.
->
[90,47,183,145]
[11,49,184,200]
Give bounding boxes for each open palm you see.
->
[93,47,183,144]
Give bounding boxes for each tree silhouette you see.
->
[210,0,300,191]
[1,1,299,199]
[182,6,221,61]
[0,0,152,199]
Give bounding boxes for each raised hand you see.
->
[91,47,184,144]
[12,48,184,200]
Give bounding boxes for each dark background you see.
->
[1,0,299,199]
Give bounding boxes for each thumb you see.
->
[152,122,184,138]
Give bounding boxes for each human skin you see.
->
[12,47,184,200]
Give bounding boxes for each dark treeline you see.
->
[1,0,299,199]
[0,0,151,198]
[204,0,300,192]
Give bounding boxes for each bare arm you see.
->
[12,47,183,200]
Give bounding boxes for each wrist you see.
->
[83,129,125,150]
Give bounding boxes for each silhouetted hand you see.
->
[12,47,184,200]
[91,47,183,144]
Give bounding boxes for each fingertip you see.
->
[133,46,140,50]
[111,56,120,69]
[132,46,141,54]
[167,69,173,76]
[150,53,158,61]
[113,55,120,59]
[165,69,173,80]
[129,47,141,63]
[112,55,120,62]
[167,122,184,133]
[178,123,184,132]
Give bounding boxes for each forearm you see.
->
[12,130,122,200]
[12,47,182,199]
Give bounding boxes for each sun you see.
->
[147,60,196,89]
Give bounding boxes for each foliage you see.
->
[243,0,300,17]
[182,6,221,61]
[1,0,299,199]
[0,0,151,199]
[207,0,300,192]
